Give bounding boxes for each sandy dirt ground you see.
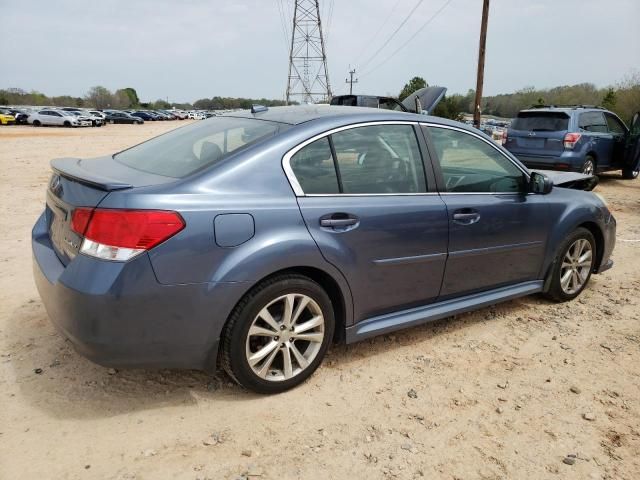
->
[1,122,639,480]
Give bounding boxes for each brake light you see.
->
[501,130,508,145]
[71,208,185,261]
[563,132,581,149]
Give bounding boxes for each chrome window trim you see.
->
[420,122,531,179]
[282,121,421,197]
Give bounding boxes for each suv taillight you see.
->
[71,208,185,261]
[501,130,508,145]
[563,132,581,149]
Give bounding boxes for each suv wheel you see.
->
[622,165,639,180]
[581,156,596,175]
[544,227,596,302]
[220,274,334,394]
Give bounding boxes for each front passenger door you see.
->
[424,125,550,298]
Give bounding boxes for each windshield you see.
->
[114,116,281,177]
[511,111,570,131]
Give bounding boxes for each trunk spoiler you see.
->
[51,157,133,191]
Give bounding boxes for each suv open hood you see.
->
[530,169,598,191]
[401,86,447,114]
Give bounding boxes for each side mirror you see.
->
[529,171,553,194]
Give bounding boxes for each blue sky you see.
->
[1,0,638,102]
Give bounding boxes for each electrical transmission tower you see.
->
[285,0,332,104]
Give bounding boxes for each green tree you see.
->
[85,86,113,109]
[398,76,427,102]
[120,87,140,107]
[601,88,617,110]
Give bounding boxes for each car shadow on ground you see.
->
[7,290,554,420]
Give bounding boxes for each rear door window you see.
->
[287,124,427,195]
[579,112,608,133]
[331,125,426,194]
[511,112,569,131]
[604,113,627,135]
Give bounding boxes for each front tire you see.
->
[220,274,335,394]
[622,165,639,180]
[544,227,596,302]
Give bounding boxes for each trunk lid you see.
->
[505,111,570,155]
[46,156,176,265]
[401,86,447,114]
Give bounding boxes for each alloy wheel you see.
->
[560,238,593,295]
[582,159,595,175]
[245,293,324,382]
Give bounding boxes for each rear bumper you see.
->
[32,212,246,372]
[510,152,585,172]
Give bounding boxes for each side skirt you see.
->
[345,280,543,343]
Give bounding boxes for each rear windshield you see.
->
[511,112,569,132]
[114,117,280,177]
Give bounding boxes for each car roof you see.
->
[519,106,605,114]
[221,104,456,127]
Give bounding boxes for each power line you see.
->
[360,0,454,79]
[276,0,291,56]
[352,0,402,63]
[357,0,425,72]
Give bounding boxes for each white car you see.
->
[65,110,102,127]
[28,109,91,127]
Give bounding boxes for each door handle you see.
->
[452,210,480,225]
[320,218,358,227]
[319,213,359,230]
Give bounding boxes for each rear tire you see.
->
[220,274,334,394]
[544,227,596,302]
[581,156,596,175]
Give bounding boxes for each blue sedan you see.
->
[32,105,616,393]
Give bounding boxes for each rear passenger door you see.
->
[578,111,614,168]
[286,122,449,323]
[423,124,550,298]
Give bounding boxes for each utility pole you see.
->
[345,68,358,95]
[286,0,332,104]
[473,0,490,129]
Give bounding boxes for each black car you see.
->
[4,108,30,124]
[105,111,144,124]
[130,111,156,121]
[330,87,447,115]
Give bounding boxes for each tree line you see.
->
[0,86,289,111]
[2,74,638,121]
[397,73,639,123]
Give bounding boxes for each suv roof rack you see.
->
[528,104,604,110]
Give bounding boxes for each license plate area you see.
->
[47,198,81,264]
[519,138,544,148]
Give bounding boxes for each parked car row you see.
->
[0,106,222,128]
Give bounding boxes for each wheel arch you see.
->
[227,266,349,345]
[577,221,605,271]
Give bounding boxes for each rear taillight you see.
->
[563,132,581,149]
[501,130,507,145]
[71,208,185,261]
